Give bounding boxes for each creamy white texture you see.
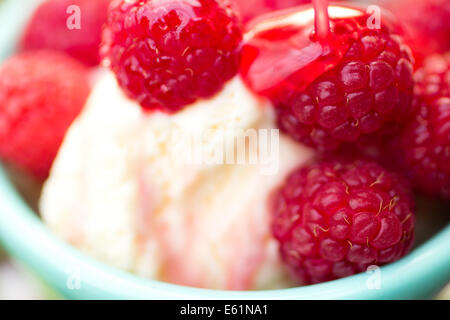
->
[40,71,313,290]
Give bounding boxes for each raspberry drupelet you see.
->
[0,51,90,179]
[400,53,450,200]
[241,6,415,151]
[271,159,415,284]
[101,0,243,113]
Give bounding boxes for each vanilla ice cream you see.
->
[40,71,313,290]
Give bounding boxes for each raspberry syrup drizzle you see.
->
[240,2,367,99]
[314,0,330,43]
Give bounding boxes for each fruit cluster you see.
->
[237,0,448,284]
[0,0,448,286]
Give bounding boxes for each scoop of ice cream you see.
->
[40,71,313,290]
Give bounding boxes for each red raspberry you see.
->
[272,159,415,284]
[241,8,415,151]
[400,54,450,199]
[387,0,450,64]
[0,51,90,179]
[20,0,112,66]
[414,54,450,103]
[101,0,242,113]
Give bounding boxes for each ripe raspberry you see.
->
[277,28,414,150]
[387,0,450,64]
[272,159,415,284]
[414,54,450,103]
[241,8,415,151]
[399,54,450,199]
[101,0,242,113]
[0,51,90,179]
[20,0,111,66]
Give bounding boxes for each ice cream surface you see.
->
[40,70,314,290]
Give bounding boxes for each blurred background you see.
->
[0,0,449,300]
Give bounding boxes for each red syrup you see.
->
[240,4,369,101]
[239,2,415,152]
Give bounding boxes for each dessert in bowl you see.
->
[0,0,449,298]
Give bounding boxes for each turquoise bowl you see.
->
[0,0,449,299]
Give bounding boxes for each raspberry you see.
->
[387,0,450,64]
[399,54,450,199]
[272,159,415,284]
[101,0,242,113]
[414,54,450,102]
[0,51,90,179]
[241,7,415,151]
[20,0,112,66]
[276,27,414,151]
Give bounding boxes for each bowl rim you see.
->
[0,0,449,300]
